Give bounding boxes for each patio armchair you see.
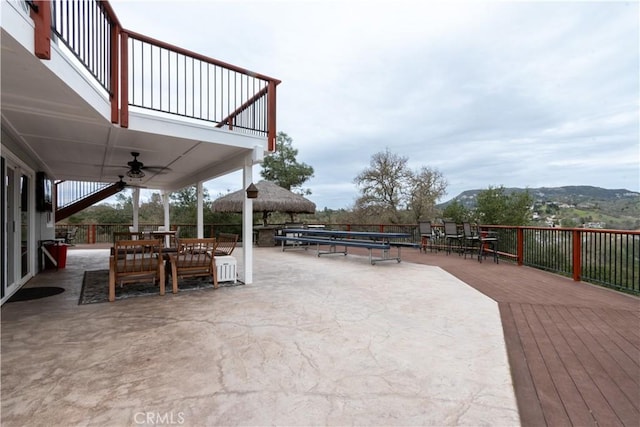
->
[65,226,78,245]
[168,238,219,294]
[108,239,165,302]
[418,221,434,253]
[443,221,463,255]
[214,233,238,256]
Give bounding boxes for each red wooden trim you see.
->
[31,1,51,59]
[101,1,122,28]
[110,25,120,124]
[517,227,524,266]
[89,224,97,244]
[267,81,277,152]
[572,230,581,282]
[120,31,129,128]
[215,86,269,129]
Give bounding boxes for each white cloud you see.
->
[112,0,639,208]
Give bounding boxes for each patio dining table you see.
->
[150,230,177,247]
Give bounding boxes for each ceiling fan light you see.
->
[126,169,145,179]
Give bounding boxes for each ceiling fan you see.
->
[117,175,146,189]
[124,152,170,179]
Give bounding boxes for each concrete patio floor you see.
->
[1,247,520,426]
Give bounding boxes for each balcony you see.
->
[1,0,280,190]
[2,225,638,425]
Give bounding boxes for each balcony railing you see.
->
[55,180,115,210]
[55,223,640,295]
[36,0,279,149]
[50,0,116,94]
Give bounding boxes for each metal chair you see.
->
[462,222,480,259]
[418,221,434,253]
[109,239,165,302]
[443,221,463,255]
[478,229,499,264]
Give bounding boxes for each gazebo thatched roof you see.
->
[211,181,316,223]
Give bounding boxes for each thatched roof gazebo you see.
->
[211,180,316,226]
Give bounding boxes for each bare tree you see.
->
[408,166,447,222]
[354,149,448,223]
[354,149,411,223]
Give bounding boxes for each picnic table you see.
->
[274,228,417,265]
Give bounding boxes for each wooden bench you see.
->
[274,235,402,265]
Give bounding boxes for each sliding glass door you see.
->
[2,155,33,304]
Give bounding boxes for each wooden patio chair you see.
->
[168,238,219,294]
[108,239,165,302]
[213,233,238,256]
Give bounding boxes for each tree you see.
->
[407,166,447,223]
[442,200,470,224]
[170,186,211,224]
[353,149,447,223]
[354,149,411,222]
[260,132,314,194]
[475,186,533,225]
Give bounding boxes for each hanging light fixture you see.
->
[126,169,145,179]
[246,182,258,199]
[126,152,145,179]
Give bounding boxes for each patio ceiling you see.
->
[1,28,262,192]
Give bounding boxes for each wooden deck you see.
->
[351,246,639,427]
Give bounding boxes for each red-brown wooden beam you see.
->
[110,24,120,124]
[268,81,277,152]
[120,31,129,128]
[30,1,51,60]
[572,230,581,282]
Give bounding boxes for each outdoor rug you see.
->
[79,270,243,304]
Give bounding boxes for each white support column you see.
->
[197,182,204,238]
[162,191,170,230]
[242,159,254,284]
[132,188,140,232]
[162,190,171,246]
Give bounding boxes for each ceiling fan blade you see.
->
[142,166,171,174]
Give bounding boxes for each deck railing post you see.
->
[110,24,120,124]
[31,0,51,59]
[267,80,277,152]
[120,31,129,128]
[517,227,524,266]
[572,229,581,282]
[89,224,96,244]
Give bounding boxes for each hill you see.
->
[437,186,639,230]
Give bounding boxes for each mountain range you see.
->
[438,186,639,229]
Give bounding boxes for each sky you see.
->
[111,0,639,210]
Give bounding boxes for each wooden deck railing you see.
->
[57,222,639,295]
